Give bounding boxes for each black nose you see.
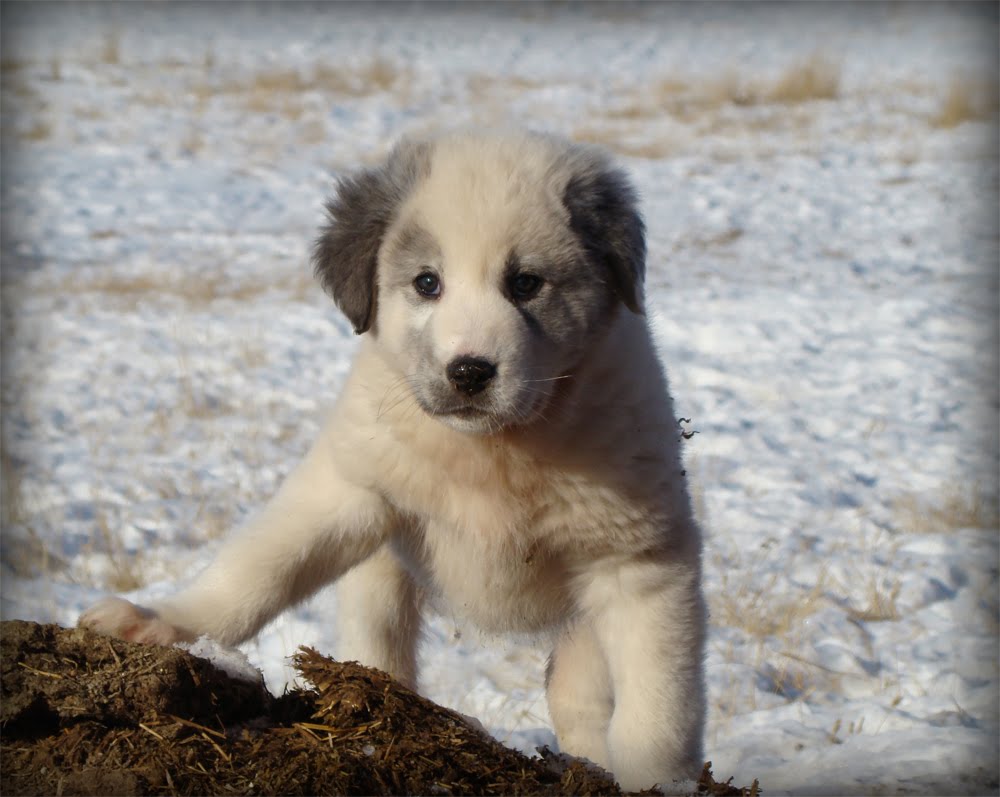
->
[446,356,497,396]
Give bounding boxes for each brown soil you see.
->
[1,620,758,796]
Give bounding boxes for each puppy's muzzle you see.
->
[446,356,497,397]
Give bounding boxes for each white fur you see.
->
[80,130,706,791]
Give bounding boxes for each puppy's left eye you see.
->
[414,272,442,298]
[508,273,544,302]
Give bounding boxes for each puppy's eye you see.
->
[413,272,441,298]
[508,273,544,302]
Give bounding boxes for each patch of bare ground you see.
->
[0,621,759,796]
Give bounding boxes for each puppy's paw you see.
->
[78,597,183,646]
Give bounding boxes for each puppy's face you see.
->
[313,131,646,435]
[376,153,616,434]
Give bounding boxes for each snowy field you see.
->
[1,2,998,794]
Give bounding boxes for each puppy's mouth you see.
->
[410,374,559,433]
[447,406,488,418]
[413,393,509,432]
[424,401,492,420]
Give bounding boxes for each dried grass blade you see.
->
[17,661,62,679]
[166,713,226,738]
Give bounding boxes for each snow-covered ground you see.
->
[2,3,997,794]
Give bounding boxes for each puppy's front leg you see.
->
[583,555,707,792]
[546,620,614,770]
[80,435,390,647]
[336,546,421,689]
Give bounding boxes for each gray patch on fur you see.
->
[560,149,646,314]
[381,220,443,296]
[313,139,432,334]
[505,243,616,356]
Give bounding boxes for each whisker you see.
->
[521,374,575,384]
[378,395,411,419]
[528,406,550,425]
[376,387,408,419]
[514,387,549,398]
[376,374,420,420]
[379,389,420,419]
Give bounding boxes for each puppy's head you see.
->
[314,130,645,434]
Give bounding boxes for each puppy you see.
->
[80,129,707,791]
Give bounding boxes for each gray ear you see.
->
[562,153,646,314]
[313,140,431,334]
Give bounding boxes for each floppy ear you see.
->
[313,140,431,334]
[562,155,646,314]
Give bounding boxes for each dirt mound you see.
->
[1,620,758,796]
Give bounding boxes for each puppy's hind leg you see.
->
[336,545,421,690]
[545,621,614,772]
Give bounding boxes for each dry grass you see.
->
[673,226,746,255]
[394,61,846,163]
[1,445,60,579]
[894,484,1000,533]
[761,653,836,702]
[239,341,269,370]
[0,525,64,579]
[1,258,310,595]
[698,53,839,107]
[467,72,545,96]
[180,125,204,155]
[760,53,840,105]
[297,116,328,145]
[21,119,52,140]
[91,501,146,593]
[324,58,404,95]
[173,344,239,421]
[0,74,36,101]
[611,52,840,122]
[225,59,408,113]
[844,573,902,623]
[44,269,314,309]
[712,568,830,640]
[74,104,107,121]
[574,53,840,159]
[711,634,851,731]
[245,91,304,119]
[931,75,1000,128]
[133,58,408,119]
[100,32,121,66]
[0,267,313,588]
[571,125,678,159]
[825,716,866,745]
[707,508,909,724]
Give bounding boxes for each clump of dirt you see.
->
[1,620,269,736]
[1,620,758,796]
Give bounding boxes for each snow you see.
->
[1,2,997,794]
[181,636,264,686]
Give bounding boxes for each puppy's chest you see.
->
[409,513,572,631]
[384,444,571,549]
[380,435,653,555]
[393,458,561,560]
[382,453,588,630]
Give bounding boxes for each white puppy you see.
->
[80,129,707,791]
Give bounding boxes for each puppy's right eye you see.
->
[414,272,441,298]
